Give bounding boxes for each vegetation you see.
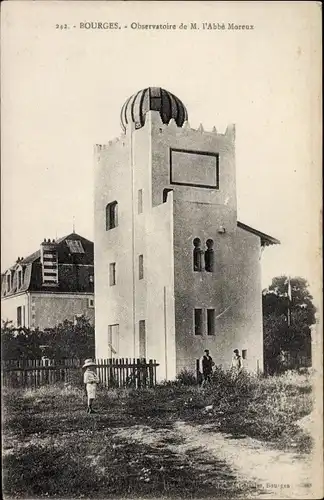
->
[1,316,95,361]
[3,369,313,499]
[262,276,316,374]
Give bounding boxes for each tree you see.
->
[1,320,44,360]
[1,316,95,361]
[41,316,95,360]
[262,276,316,374]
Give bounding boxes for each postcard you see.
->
[1,2,322,499]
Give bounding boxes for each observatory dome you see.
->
[120,87,188,132]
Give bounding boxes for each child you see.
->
[82,359,99,414]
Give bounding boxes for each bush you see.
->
[175,369,197,386]
[1,316,95,361]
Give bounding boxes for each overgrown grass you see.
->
[2,370,313,499]
[121,368,313,452]
[3,384,259,499]
[199,368,314,452]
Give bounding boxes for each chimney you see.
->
[40,238,58,286]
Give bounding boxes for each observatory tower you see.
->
[94,87,279,379]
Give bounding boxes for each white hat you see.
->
[82,358,97,369]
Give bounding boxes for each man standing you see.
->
[199,349,214,387]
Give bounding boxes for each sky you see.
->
[1,1,321,305]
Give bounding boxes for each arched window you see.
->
[193,238,203,271]
[205,239,214,272]
[106,201,118,230]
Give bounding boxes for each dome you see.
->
[120,87,188,132]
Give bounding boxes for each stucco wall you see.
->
[145,194,176,380]
[1,292,94,330]
[1,293,30,327]
[94,138,134,359]
[148,111,237,233]
[30,293,95,330]
[94,124,176,379]
[94,111,263,377]
[173,202,263,373]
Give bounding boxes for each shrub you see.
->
[175,369,197,386]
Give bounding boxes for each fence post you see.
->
[148,360,154,388]
[196,359,200,383]
[24,360,28,388]
[45,359,49,385]
[103,359,107,388]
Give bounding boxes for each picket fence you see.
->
[1,358,159,389]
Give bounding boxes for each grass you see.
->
[182,368,314,452]
[119,369,313,452]
[2,369,313,499]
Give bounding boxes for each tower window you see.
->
[205,239,214,272]
[109,262,116,286]
[106,201,118,230]
[194,308,203,335]
[108,324,119,357]
[138,189,143,214]
[163,188,173,203]
[139,254,144,280]
[193,238,203,271]
[242,349,247,360]
[139,320,146,358]
[207,309,215,335]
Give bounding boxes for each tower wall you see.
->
[94,139,135,359]
[94,105,264,378]
[147,111,262,373]
[94,121,176,379]
[173,205,263,373]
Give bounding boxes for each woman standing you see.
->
[231,349,243,376]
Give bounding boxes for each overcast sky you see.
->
[1,1,321,304]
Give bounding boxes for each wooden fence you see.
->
[1,358,159,389]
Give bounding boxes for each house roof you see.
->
[16,233,94,265]
[1,233,94,298]
[237,221,280,246]
[20,250,41,264]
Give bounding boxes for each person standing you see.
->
[231,349,243,376]
[199,349,214,387]
[82,359,99,414]
[276,349,286,375]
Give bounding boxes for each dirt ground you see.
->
[115,419,316,499]
[3,381,320,500]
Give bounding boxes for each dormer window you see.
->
[66,240,85,254]
[18,270,22,289]
[6,273,11,292]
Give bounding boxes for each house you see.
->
[94,87,279,379]
[1,233,94,330]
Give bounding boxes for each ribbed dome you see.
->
[120,87,188,132]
